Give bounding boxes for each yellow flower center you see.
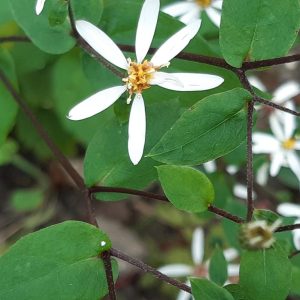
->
[282,138,296,150]
[123,60,157,103]
[195,0,212,8]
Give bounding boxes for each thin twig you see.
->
[101,251,117,300]
[236,70,255,221]
[289,250,300,259]
[110,248,192,294]
[0,36,30,43]
[276,223,300,232]
[90,186,244,223]
[254,96,300,117]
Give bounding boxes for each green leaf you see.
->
[0,221,117,300]
[84,99,182,201]
[209,245,228,286]
[220,0,300,67]
[0,48,18,145]
[157,165,214,213]
[253,209,280,223]
[0,139,18,165]
[224,284,245,300]
[10,188,44,212]
[239,245,292,300]
[191,278,234,300]
[291,266,300,296]
[148,88,251,165]
[9,0,103,54]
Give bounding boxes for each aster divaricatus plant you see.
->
[35,0,46,15]
[253,111,300,184]
[67,0,223,165]
[162,0,223,27]
[277,203,300,250]
[158,227,239,300]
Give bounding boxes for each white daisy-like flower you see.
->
[35,0,46,15]
[277,203,300,250]
[68,0,224,165]
[162,0,223,27]
[158,227,239,300]
[240,219,282,250]
[253,110,300,184]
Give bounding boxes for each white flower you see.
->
[240,219,281,249]
[203,160,216,173]
[162,0,223,27]
[277,203,300,250]
[158,227,239,300]
[233,184,256,200]
[253,111,300,184]
[68,0,224,165]
[35,0,46,15]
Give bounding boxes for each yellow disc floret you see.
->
[195,0,212,8]
[123,60,156,104]
[282,138,296,150]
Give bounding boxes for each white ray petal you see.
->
[128,94,146,165]
[295,141,300,150]
[273,81,300,104]
[151,20,201,67]
[151,72,223,91]
[205,7,221,27]
[67,86,126,120]
[282,102,296,138]
[227,264,240,277]
[270,114,285,141]
[256,162,269,186]
[203,161,217,173]
[75,20,128,70]
[135,0,160,63]
[211,0,223,10]
[293,218,300,250]
[158,264,193,277]
[162,2,196,17]
[179,9,201,25]
[277,203,300,217]
[223,248,239,262]
[192,227,205,265]
[150,72,183,87]
[35,0,46,15]
[248,76,267,92]
[287,151,300,183]
[177,281,192,300]
[252,133,280,153]
[270,151,285,177]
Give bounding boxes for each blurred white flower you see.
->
[68,0,223,165]
[203,160,216,173]
[277,203,300,250]
[35,0,46,15]
[162,0,223,27]
[158,227,239,300]
[253,111,300,184]
[233,184,256,200]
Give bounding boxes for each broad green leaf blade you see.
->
[148,88,251,165]
[224,284,245,300]
[0,221,117,300]
[84,99,182,201]
[209,245,228,286]
[0,48,18,145]
[220,0,300,67]
[240,245,292,300]
[9,0,103,54]
[191,278,234,300]
[157,165,214,213]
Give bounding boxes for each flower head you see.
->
[253,111,300,184]
[240,219,281,250]
[277,203,300,250]
[158,227,239,300]
[35,0,46,15]
[162,0,223,26]
[68,0,223,165]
